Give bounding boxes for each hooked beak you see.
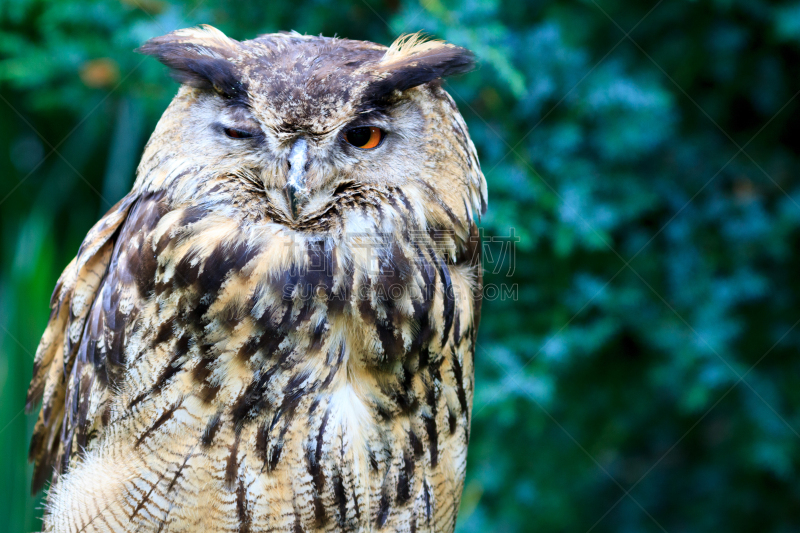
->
[285,137,309,219]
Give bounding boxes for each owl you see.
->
[27,26,486,533]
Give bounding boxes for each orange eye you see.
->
[344,126,383,149]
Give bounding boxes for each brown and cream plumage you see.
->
[27,26,486,532]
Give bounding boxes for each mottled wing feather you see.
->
[27,194,139,493]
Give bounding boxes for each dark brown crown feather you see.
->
[138,28,476,112]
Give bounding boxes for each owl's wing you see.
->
[26,192,141,493]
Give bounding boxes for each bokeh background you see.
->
[3,0,800,531]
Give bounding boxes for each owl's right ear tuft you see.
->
[137,25,247,100]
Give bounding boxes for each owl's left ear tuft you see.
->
[137,25,247,100]
[367,33,475,100]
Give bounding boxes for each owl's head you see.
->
[136,26,486,234]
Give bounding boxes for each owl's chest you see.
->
[67,193,476,532]
[117,196,471,408]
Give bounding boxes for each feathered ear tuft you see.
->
[382,32,447,63]
[136,25,247,100]
[363,33,475,102]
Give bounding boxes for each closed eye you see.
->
[224,127,257,139]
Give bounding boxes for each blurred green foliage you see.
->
[3,0,800,531]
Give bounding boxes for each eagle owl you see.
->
[27,26,486,533]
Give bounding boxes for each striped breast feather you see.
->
[29,181,482,533]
